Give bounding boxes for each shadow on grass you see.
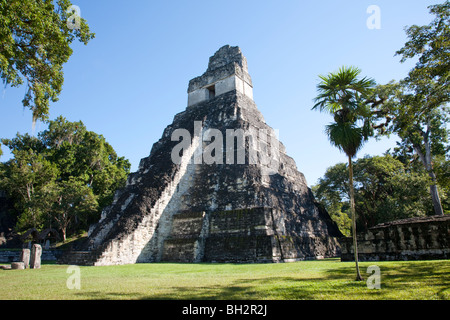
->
[74,277,333,300]
[325,260,450,299]
[73,260,449,300]
[75,278,381,300]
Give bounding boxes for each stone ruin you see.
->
[0,244,42,270]
[60,45,343,266]
[341,215,450,261]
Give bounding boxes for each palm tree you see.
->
[313,66,376,281]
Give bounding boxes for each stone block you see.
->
[30,244,42,269]
[11,262,24,270]
[20,249,30,269]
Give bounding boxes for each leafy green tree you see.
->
[51,177,98,242]
[371,81,448,216]
[39,116,131,211]
[0,0,95,123]
[313,66,376,281]
[0,147,58,231]
[0,117,130,240]
[311,163,352,236]
[388,140,449,214]
[355,155,433,225]
[313,155,434,233]
[396,1,450,106]
[434,154,450,211]
[370,1,450,216]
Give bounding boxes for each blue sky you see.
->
[0,0,441,186]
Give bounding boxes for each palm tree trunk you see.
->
[349,155,363,281]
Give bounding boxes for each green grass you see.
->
[0,259,448,300]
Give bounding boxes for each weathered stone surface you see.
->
[341,215,450,261]
[20,249,30,269]
[188,45,252,93]
[63,45,342,266]
[30,244,42,269]
[161,211,207,262]
[11,262,24,270]
[188,45,253,106]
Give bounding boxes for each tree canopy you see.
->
[396,0,450,104]
[0,0,95,123]
[313,66,376,158]
[312,155,435,234]
[0,116,130,241]
[369,1,450,216]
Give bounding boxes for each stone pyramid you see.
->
[75,45,342,266]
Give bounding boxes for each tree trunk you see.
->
[412,139,444,216]
[429,173,444,216]
[349,156,363,281]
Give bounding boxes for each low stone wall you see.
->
[0,249,64,263]
[341,215,450,261]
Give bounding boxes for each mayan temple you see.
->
[62,45,342,266]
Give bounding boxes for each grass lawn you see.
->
[0,259,448,300]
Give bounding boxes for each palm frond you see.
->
[325,122,365,158]
[312,66,376,114]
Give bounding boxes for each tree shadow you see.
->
[323,260,450,299]
[73,260,449,300]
